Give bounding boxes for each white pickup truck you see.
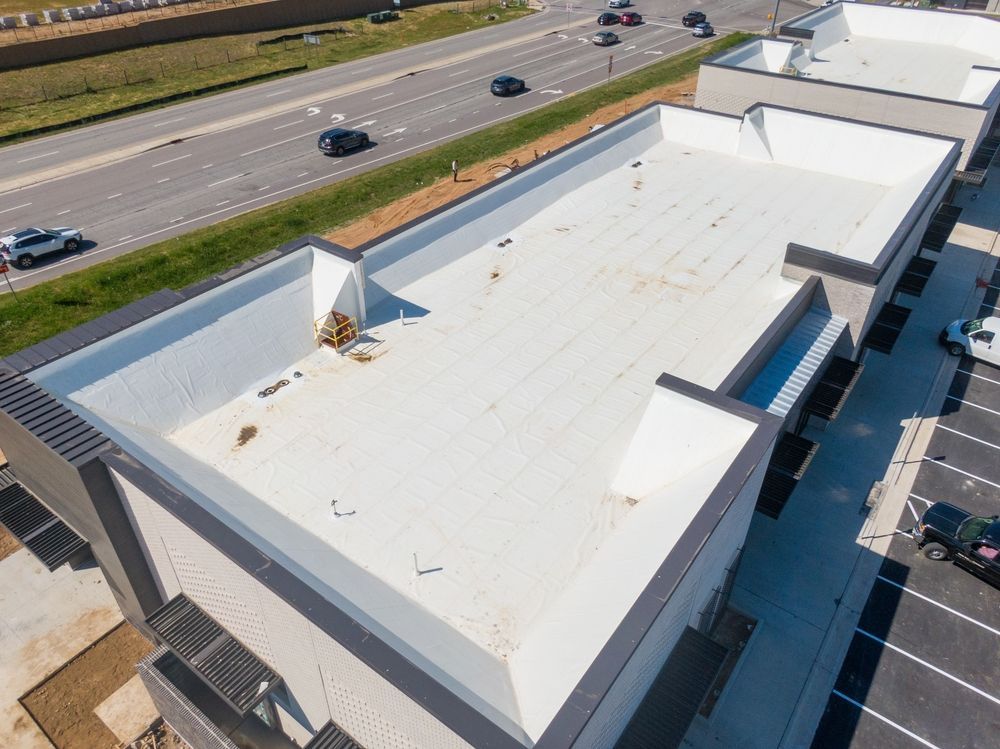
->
[939,316,1000,364]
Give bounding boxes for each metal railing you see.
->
[314,311,358,350]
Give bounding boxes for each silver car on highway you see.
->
[0,227,83,269]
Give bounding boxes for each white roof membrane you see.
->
[27,104,957,742]
[713,5,1000,104]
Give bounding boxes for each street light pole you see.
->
[769,0,782,36]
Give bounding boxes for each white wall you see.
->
[570,454,770,748]
[113,469,479,749]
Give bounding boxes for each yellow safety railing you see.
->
[314,311,358,350]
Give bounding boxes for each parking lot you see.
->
[811,264,1000,749]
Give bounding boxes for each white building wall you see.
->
[694,64,988,170]
[112,470,475,749]
[570,455,770,749]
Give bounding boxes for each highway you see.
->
[0,0,811,290]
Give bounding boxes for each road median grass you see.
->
[0,33,748,357]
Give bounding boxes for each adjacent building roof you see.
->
[17,103,958,744]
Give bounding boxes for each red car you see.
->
[620,11,643,25]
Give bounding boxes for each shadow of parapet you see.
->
[364,290,430,328]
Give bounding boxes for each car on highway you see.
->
[620,11,643,25]
[682,10,707,26]
[0,227,83,269]
[913,501,1000,586]
[597,12,620,25]
[490,75,526,96]
[608,0,630,7]
[692,21,714,37]
[593,31,619,46]
[939,316,1000,364]
[317,127,370,156]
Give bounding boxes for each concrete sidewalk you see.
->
[684,166,1000,749]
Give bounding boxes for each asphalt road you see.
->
[0,0,811,290]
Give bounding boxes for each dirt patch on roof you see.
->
[324,75,697,250]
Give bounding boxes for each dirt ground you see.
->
[0,524,19,561]
[20,623,154,749]
[325,75,698,249]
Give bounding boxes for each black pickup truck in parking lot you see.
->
[913,501,1000,587]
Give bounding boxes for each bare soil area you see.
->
[20,623,154,749]
[0,524,19,561]
[325,75,697,249]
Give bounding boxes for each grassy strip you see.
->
[0,33,748,357]
[0,3,532,137]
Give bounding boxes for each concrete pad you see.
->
[94,674,158,743]
[0,548,121,749]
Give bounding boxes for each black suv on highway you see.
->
[682,10,707,26]
[913,501,1000,587]
[318,128,370,156]
[491,75,525,96]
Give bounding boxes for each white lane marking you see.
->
[905,499,919,522]
[56,209,71,216]
[240,134,305,157]
[894,528,913,537]
[909,493,934,507]
[513,49,536,57]
[448,119,457,123]
[152,117,186,128]
[118,235,133,241]
[448,69,469,77]
[307,107,321,116]
[945,394,1000,417]
[2,226,14,232]
[922,456,1000,489]
[937,424,1000,452]
[202,163,214,169]
[296,172,309,178]
[16,150,59,164]
[216,200,230,206]
[371,92,394,101]
[831,690,942,749]
[264,88,291,98]
[157,178,171,184]
[106,193,122,199]
[875,575,1000,637]
[170,217,184,223]
[207,174,245,188]
[258,186,270,191]
[422,128,431,133]
[0,202,31,214]
[273,119,304,131]
[151,153,191,168]
[856,628,1000,706]
[958,367,1000,387]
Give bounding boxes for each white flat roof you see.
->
[714,4,1000,104]
[29,104,957,741]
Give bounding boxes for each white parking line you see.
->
[905,499,919,522]
[922,456,1000,489]
[16,150,59,164]
[958,367,1000,387]
[0,202,31,214]
[273,119,304,131]
[856,628,1000,706]
[876,575,1000,637]
[936,424,1000,452]
[151,153,191,168]
[945,394,1000,417]
[831,691,941,749]
[909,493,935,506]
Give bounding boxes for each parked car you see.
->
[0,227,82,269]
[490,75,525,96]
[939,316,1000,365]
[593,31,619,46]
[692,21,714,37]
[597,12,620,25]
[682,10,706,26]
[317,128,370,156]
[608,0,630,7]
[620,11,643,25]
[913,501,1000,587]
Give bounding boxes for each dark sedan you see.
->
[317,128,370,156]
[597,12,620,25]
[490,75,525,96]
